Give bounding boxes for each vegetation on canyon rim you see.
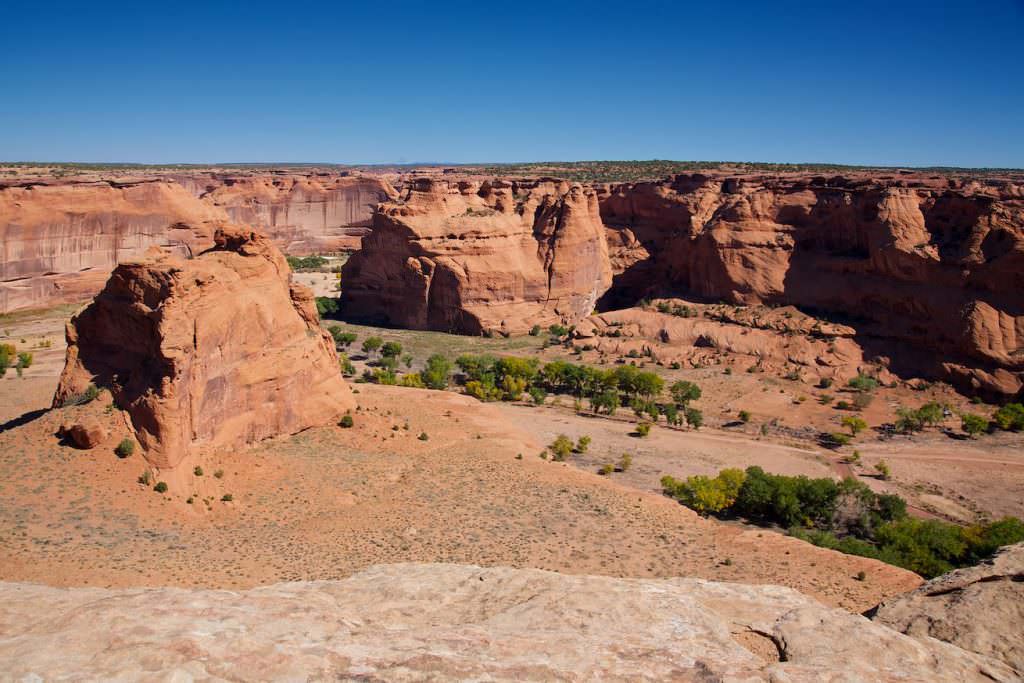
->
[661,467,1024,578]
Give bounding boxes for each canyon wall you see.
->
[340,178,612,335]
[597,173,1024,397]
[0,172,393,313]
[53,226,354,469]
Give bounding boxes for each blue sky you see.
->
[1,1,1021,166]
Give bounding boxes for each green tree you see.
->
[684,407,703,430]
[669,380,702,407]
[960,413,989,437]
[380,341,403,358]
[362,337,383,356]
[422,354,452,390]
[841,416,867,436]
[993,403,1024,431]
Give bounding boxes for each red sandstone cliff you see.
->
[598,173,1024,397]
[52,226,354,469]
[339,178,612,335]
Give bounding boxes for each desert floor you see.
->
[1,304,1022,613]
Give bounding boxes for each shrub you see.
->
[618,453,633,472]
[529,324,542,336]
[138,470,153,486]
[852,391,873,410]
[422,354,452,390]
[575,435,591,453]
[315,297,339,318]
[684,407,703,430]
[960,412,989,437]
[822,432,851,448]
[847,374,879,392]
[669,380,701,406]
[193,466,204,476]
[894,406,925,433]
[841,416,868,436]
[380,341,403,358]
[875,460,891,480]
[221,493,233,502]
[115,438,135,459]
[528,386,547,405]
[550,434,574,461]
[548,324,569,337]
[62,383,101,407]
[361,337,383,356]
[399,373,425,388]
[465,379,502,402]
[599,463,615,475]
[16,352,33,370]
[338,353,356,376]
[328,326,357,347]
[402,353,414,369]
[635,422,651,437]
[418,432,429,441]
[993,403,1024,431]
[214,469,224,479]
[287,254,327,270]
[818,394,834,406]
[738,410,751,423]
[818,377,833,389]
[154,481,168,493]
[661,468,745,515]
[339,414,354,428]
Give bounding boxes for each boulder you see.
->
[871,541,1024,676]
[58,421,108,449]
[52,226,354,469]
[0,563,1014,681]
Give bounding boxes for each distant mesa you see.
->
[52,225,354,469]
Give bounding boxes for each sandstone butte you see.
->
[51,225,354,469]
[0,563,1017,681]
[342,172,1024,398]
[0,172,393,313]
[340,177,613,335]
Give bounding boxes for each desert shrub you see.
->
[399,373,425,388]
[550,434,574,461]
[852,391,874,410]
[402,353,413,369]
[575,435,591,453]
[361,336,383,356]
[842,417,867,438]
[315,297,339,318]
[847,373,879,392]
[528,386,547,405]
[61,383,101,407]
[993,403,1024,431]
[338,353,356,376]
[661,468,745,515]
[821,432,851,449]
[115,438,135,459]
[214,469,224,479]
[662,403,680,426]
[874,460,891,480]
[635,422,651,437]
[380,341,403,358]
[138,470,153,486]
[371,368,397,385]
[669,380,701,407]
[328,325,356,347]
[286,255,327,270]
[422,354,452,390]
[818,377,833,389]
[339,414,354,428]
[738,410,751,423]
[193,466,204,476]
[599,463,615,475]
[418,432,429,441]
[529,324,542,336]
[16,352,32,370]
[684,407,703,429]
[818,394,834,405]
[960,412,989,437]
[895,406,925,433]
[618,453,633,472]
[465,379,502,402]
[154,481,168,493]
[548,324,569,337]
[221,493,233,502]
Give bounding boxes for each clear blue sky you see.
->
[2,0,1021,167]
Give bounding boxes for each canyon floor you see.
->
[1,304,1022,616]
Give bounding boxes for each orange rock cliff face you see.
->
[0,172,393,313]
[596,173,1024,397]
[339,178,612,335]
[52,226,355,469]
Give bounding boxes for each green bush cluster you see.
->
[286,255,328,270]
[663,465,1024,578]
[655,301,697,318]
[315,297,339,318]
[894,402,946,433]
[993,403,1024,431]
[327,325,357,347]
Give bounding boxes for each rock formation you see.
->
[598,173,1024,398]
[340,178,612,335]
[178,172,396,254]
[0,563,1014,681]
[0,172,393,313]
[52,226,354,469]
[871,541,1024,676]
[0,179,225,313]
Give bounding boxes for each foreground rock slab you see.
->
[0,564,1013,682]
[52,226,354,469]
[871,541,1024,676]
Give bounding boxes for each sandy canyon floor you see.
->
[1,304,1022,615]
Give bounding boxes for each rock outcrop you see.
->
[598,173,1024,398]
[0,563,1013,681]
[0,179,225,313]
[340,178,612,335]
[52,226,354,469]
[0,172,393,313]
[180,172,396,254]
[871,541,1024,676]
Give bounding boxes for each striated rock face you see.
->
[0,563,1013,682]
[340,178,612,335]
[183,173,397,254]
[598,173,1024,397]
[52,226,354,469]
[871,541,1024,676]
[0,179,225,313]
